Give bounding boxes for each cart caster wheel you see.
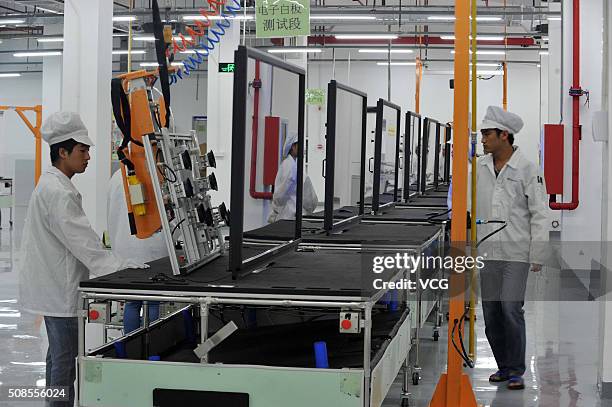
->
[401,398,411,407]
[433,330,439,341]
[412,372,420,385]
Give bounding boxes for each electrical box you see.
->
[543,124,564,195]
[88,302,111,324]
[339,311,361,334]
[263,116,288,186]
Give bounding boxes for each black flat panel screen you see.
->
[153,388,249,407]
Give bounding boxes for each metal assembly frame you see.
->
[229,45,306,278]
[372,99,402,214]
[324,80,368,232]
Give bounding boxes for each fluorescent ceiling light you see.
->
[358,49,413,53]
[547,16,562,21]
[113,16,137,22]
[37,6,62,14]
[0,19,25,24]
[14,51,62,57]
[426,70,503,75]
[310,15,376,20]
[451,50,506,55]
[0,73,21,78]
[182,15,253,21]
[428,16,501,21]
[37,37,64,43]
[335,34,398,40]
[112,50,147,55]
[140,62,184,67]
[472,62,502,67]
[441,35,504,41]
[539,51,549,55]
[377,62,416,66]
[268,48,322,54]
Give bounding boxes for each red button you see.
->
[341,319,352,330]
[89,310,100,320]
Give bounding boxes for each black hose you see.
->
[476,222,508,248]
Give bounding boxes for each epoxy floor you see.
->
[0,224,609,407]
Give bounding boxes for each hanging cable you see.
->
[475,220,507,248]
[167,0,242,84]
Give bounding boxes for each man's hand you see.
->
[531,263,542,272]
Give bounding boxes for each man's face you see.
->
[61,143,90,174]
[289,143,298,158]
[481,129,507,154]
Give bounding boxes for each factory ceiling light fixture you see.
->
[335,34,399,40]
[441,35,505,41]
[359,49,413,53]
[182,15,253,20]
[37,37,64,43]
[0,73,21,78]
[112,16,137,22]
[267,48,322,53]
[14,51,62,57]
[112,50,147,55]
[377,62,416,66]
[310,15,376,20]
[0,19,25,24]
[451,50,506,55]
[428,16,502,21]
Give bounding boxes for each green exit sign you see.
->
[219,63,235,73]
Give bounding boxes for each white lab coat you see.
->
[473,147,550,264]
[107,170,168,263]
[18,167,125,317]
[268,156,318,223]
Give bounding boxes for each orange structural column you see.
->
[430,0,479,406]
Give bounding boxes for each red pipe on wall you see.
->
[550,0,581,210]
[249,60,273,200]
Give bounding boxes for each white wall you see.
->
[169,73,207,134]
[307,61,543,199]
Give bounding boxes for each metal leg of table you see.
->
[363,302,372,407]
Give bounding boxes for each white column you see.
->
[599,0,612,397]
[41,24,63,174]
[61,0,113,234]
[206,22,241,206]
[559,0,604,269]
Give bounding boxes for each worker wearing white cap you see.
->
[18,112,148,407]
[268,132,318,223]
[475,106,549,390]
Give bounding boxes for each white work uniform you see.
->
[269,156,298,222]
[19,167,124,317]
[268,156,318,223]
[107,170,168,263]
[475,147,550,264]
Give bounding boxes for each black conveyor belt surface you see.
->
[423,190,449,198]
[306,205,448,222]
[81,248,399,298]
[243,220,441,245]
[400,195,448,208]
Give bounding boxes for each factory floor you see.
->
[0,224,610,407]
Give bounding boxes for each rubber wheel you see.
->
[412,372,420,385]
[433,331,439,341]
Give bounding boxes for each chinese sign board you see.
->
[305,88,325,106]
[256,0,311,38]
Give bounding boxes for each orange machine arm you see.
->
[0,105,43,184]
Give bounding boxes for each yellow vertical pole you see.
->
[468,0,478,361]
[415,57,423,114]
[429,1,478,405]
[502,62,508,110]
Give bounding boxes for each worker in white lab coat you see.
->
[268,132,318,223]
[18,112,148,407]
[107,169,168,333]
[475,106,550,390]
